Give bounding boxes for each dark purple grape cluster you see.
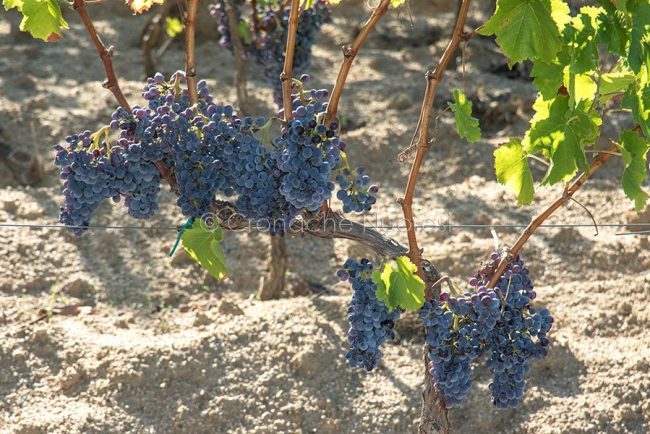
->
[335,166,378,213]
[418,251,553,408]
[273,84,341,211]
[210,0,331,105]
[55,73,372,235]
[54,121,164,235]
[478,252,553,409]
[337,258,401,371]
[420,287,501,406]
[208,0,242,51]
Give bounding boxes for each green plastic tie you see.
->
[168,218,195,257]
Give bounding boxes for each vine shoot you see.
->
[0,0,649,433]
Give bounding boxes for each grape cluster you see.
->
[55,73,374,235]
[335,166,378,213]
[54,132,120,235]
[418,251,553,408]
[54,126,163,235]
[210,0,331,105]
[420,287,501,406]
[208,0,241,51]
[273,87,341,211]
[337,258,401,371]
[477,252,553,408]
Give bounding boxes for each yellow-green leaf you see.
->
[494,138,535,206]
[181,219,228,280]
[18,0,68,41]
[165,16,183,38]
[599,72,635,103]
[448,89,481,143]
[563,67,597,107]
[619,130,650,211]
[527,96,601,184]
[372,256,425,312]
[3,0,23,10]
[480,0,564,65]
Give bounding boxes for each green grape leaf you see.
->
[564,67,597,106]
[598,7,629,56]
[3,0,22,9]
[165,17,183,38]
[628,1,650,74]
[599,72,635,102]
[479,0,563,65]
[372,256,425,312]
[615,0,629,13]
[448,89,481,143]
[623,81,650,137]
[564,7,602,74]
[527,96,601,184]
[494,138,535,206]
[531,60,564,99]
[181,219,228,280]
[551,0,572,31]
[619,130,650,211]
[14,0,68,42]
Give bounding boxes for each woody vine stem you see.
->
[68,1,622,431]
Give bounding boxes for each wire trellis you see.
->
[0,222,648,235]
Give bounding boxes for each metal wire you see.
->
[0,222,648,232]
[0,223,179,231]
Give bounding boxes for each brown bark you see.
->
[258,236,288,300]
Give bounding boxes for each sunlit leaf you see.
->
[619,130,650,211]
[494,138,535,206]
[372,257,425,312]
[165,16,183,38]
[181,219,228,280]
[448,89,481,143]
[480,0,564,65]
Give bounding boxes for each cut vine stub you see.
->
[477,248,512,282]
[421,259,441,300]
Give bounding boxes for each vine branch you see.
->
[486,146,617,288]
[72,0,131,113]
[225,0,251,114]
[401,0,472,283]
[325,0,391,125]
[184,0,199,105]
[281,0,301,121]
[207,201,408,257]
[72,0,178,191]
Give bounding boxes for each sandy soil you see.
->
[1,1,649,433]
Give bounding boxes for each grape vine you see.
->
[4,0,649,433]
[210,0,332,105]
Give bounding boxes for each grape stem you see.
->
[280,0,301,122]
[401,0,472,283]
[324,0,391,125]
[486,146,617,289]
[184,0,199,106]
[71,0,131,113]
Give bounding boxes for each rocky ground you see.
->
[0,1,649,433]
